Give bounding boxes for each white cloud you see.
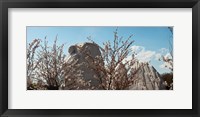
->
[136,51,156,62]
[130,45,156,62]
[164,52,172,59]
[131,46,144,54]
[159,48,169,54]
[155,53,162,60]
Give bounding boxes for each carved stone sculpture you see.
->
[66,42,102,88]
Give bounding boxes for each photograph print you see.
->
[27,26,173,90]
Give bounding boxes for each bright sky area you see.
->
[27,26,173,74]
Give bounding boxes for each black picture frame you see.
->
[0,0,199,117]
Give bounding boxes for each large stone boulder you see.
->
[66,42,102,88]
[128,62,165,90]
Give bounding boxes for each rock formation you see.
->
[66,42,102,88]
[129,62,165,90]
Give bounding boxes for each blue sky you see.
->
[27,26,173,74]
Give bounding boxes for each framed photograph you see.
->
[0,0,199,117]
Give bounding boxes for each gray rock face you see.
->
[129,62,165,90]
[66,42,102,87]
